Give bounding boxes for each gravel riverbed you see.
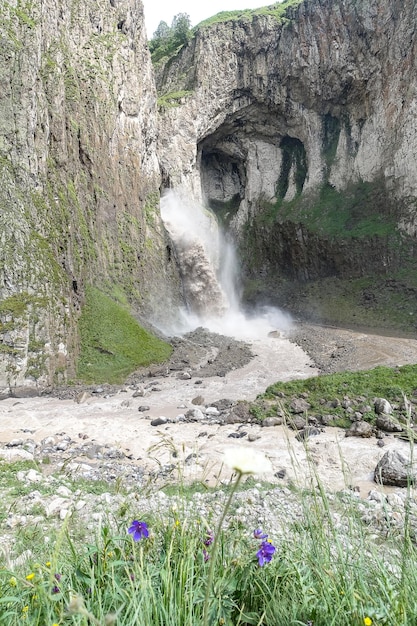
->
[2,322,417,557]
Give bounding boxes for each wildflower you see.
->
[45,561,51,567]
[364,618,372,626]
[25,572,35,581]
[54,573,62,582]
[204,530,214,546]
[128,520,149,541]
[256,540,276,566]
[9,576,17,586]
[253,528,268,540]
[223,447,273,475]
[203,549,210,562]
[22,605,29,614]
[52,585,60,594]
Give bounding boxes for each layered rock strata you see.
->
[0,0,180,388]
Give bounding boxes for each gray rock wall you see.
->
[156,0,417,231]
[0,0,181,389]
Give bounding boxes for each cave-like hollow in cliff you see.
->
[198,103,309,228]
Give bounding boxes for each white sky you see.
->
[143,0,279,39]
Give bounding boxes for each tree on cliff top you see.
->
[149,13,192,63]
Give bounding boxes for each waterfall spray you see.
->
[159,189,292,339]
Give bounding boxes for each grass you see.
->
[157,90,193,108]
[76,286,172,384]
[260,180,398,238]
[282,274,417,332]
[251,363,417,423]
[196,0,304,29]
[2,448,417,625]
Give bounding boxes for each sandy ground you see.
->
[1,325,417,496]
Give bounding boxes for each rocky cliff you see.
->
[0,0,181,389]
[2,0,417,390]
[156,0,417,328]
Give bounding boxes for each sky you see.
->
[143,0,277,39]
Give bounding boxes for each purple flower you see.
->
[52,585,60,594]
[256,540,276,567]
[203,549,210,562]
[204,531,214,546]
[128,520,149,541]
[54,573,62,582]
[253,528,268,540]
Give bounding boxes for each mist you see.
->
[159,189,292,340]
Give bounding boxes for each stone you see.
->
[44,497,70,517]
[6,439,24,447]
[288,416,307,431]
[296,427,321,441]
[290,398,311,414]
[374,398,393,415]
[150,417,168,427]
[205,407,220,416]
[185,408,204,422]
[261,417,283,427]
[374,450,417,487]
[345,421,373,438]
[177,371,192,380]
[376,414,403,433]
[25,469,43,483]
[56,485,72,497]
[76,391,91,404]
[192,395,205,405]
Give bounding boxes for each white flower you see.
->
[223,447,273,475]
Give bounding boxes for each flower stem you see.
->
[202,471,243,626]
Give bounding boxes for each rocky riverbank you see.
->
[2,322,417,561]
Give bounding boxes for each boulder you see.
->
[345,421,373,438]
[290,398,311,414]
[261,416,283,427]
[374,398,393,415]
[288,416,307,431]
[376,414,403,433]
[296,427,321,442]
[374,450,417,487]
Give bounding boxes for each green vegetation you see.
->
[261,179,398,238]
[76,286,171,383]
[149,13,192,63]
[2,455,417,624]
[251,363,417,423]
[277,273,417,333]
[197,0,304,29]
[157,90,193,108]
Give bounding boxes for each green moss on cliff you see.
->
[157,90,192,109]
[77,287,172,384]
[197,0,303,28]
[260,179,398,238]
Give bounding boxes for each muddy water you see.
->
[1,326,417,496]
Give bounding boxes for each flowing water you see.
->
[160,189,292,339]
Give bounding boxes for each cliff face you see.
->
[156,0,417,313]
[0,0,181,389]
[3,0,417,388]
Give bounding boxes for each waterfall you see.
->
[159,189,291,339]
